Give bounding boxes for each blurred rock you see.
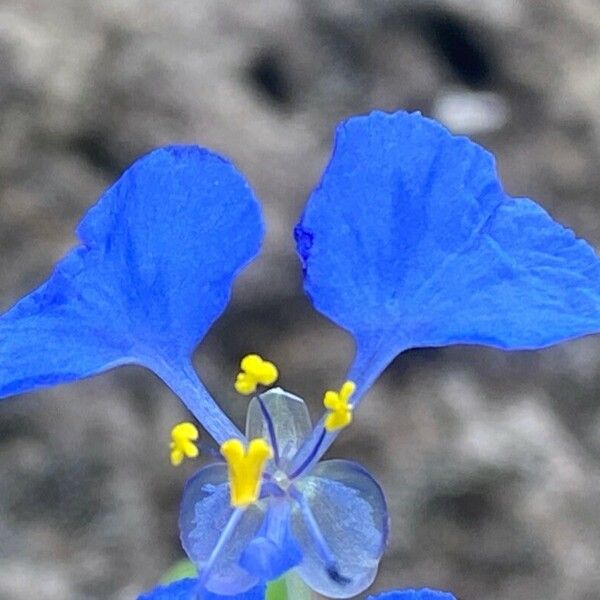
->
[2,1,600,599]
[432,90,509,134]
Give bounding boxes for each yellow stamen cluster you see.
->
[220,438,273,507]
[234,354,278,395]
[323,381,356,432]
[169,422,200,466]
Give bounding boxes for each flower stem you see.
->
[266,572,313,600]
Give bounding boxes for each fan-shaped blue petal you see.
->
[0,146,263,428]
[367,590,456,600]
[295,111,600,393]
[137,577,266,600]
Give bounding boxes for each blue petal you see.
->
[179,463,264,595]
[137,578,198,600]
[240,500,303,580]
[0,146,262,438]
[295,111,600,392]
[0,145,262,391]
[137,578,266,600]
[367,590,456,600]
[292,459,389,598]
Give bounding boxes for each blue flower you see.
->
[178,388,387,597]
[2,110,600,597]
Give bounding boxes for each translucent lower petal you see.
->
[292,459,389,598]
[179,464,264,594]
[246,388,312,469]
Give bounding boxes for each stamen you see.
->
[234,354,279,395]
[257,394,280,466]
[323,380,356,432]
[169,422,200,466]
[289,486,350,586]
[220,438,273,507]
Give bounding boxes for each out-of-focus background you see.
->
[1,1,600,599]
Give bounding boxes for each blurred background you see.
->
[1,1,600,599]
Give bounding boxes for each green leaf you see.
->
[266,572,312,600]
[160,559,198,584]
[266,577,288,600]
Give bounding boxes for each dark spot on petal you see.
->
[327,565,351,585]
[294,224,314,267]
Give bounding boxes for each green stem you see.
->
[267,572,313,600]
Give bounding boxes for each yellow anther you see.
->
[220,438,273,507]
[234,354,279,395]
[323,381,356,432]
[169,422,200,467]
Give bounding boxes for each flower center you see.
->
[272,468,291,490]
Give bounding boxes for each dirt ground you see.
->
[2,2,600,599]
